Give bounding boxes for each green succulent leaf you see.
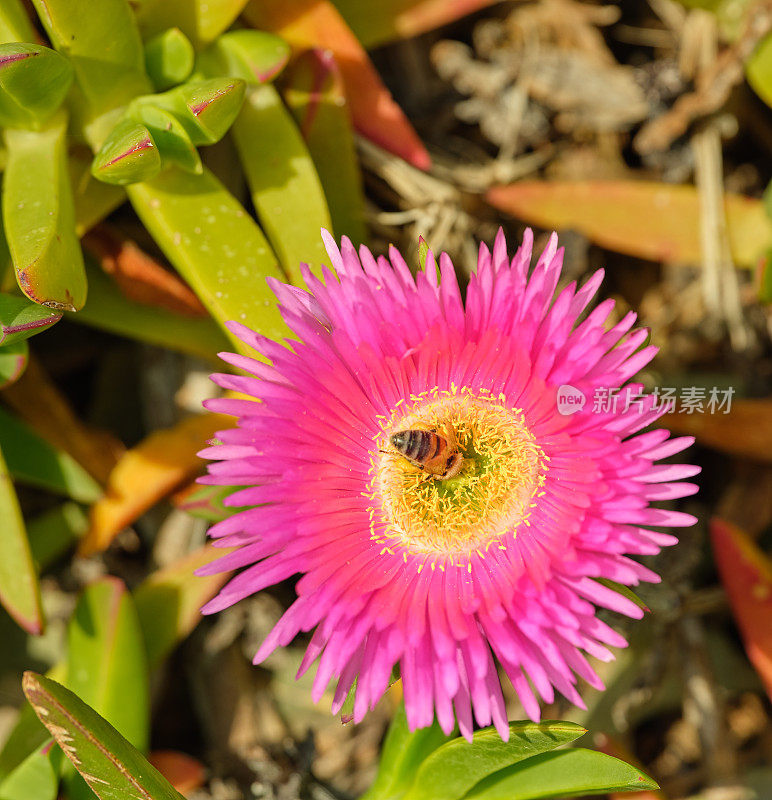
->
[0,663,66,783]
[231,83,331,280]
[72,256,229,361]
[0,742,62,800]
[0,406,102,503]
[70,149,127,236]
[197,29,290,85]
[0,339,27,389]
[402,721,588,800]
[144,27,195,91]
[92,119,162,186]
[31,0,151,148]
[127,166,288,352]
[145,77,246,145]
[463,748,659,800]
[27,502,89,572]
[0,293,62,346]
[361,703,450,800]
[129,103,202,174]
[0,0,36,43]
[133,0,250,48]
[0,442,44,636]
[0,43,73,129]
[65,578,150,753]
[283,49,367,245]
[3,112,87,311]
[22,672,187,800]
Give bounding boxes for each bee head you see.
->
[389,431,409,450]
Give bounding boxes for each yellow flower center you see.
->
[366,387,548,565]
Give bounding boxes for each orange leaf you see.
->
[80,414,228,556]
[662,400,772,463]
[148,751,206,794]
[82,224,208,317]
[486,181,771,268]
[710,518,772,701]
[243,0,430,170]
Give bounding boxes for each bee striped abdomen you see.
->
[404,430,440,462]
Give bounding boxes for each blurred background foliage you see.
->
[0,0,771,798]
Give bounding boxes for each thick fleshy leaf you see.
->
[79,413,228,556]
[142,77,246,145]
[74,256,229,361]
[83,224,207,315]
[133,0,250,48]
[126,166,288,351]
[91,119,162,186]
[747,32,772,108]
[129,101,202,174]
[402,721,588,800]
[148,752,206,794]
[333,0,501,48]
[0,743,61,800]
[144,27,195,91]
[134,544,234,668]
[0,293,61,346]
[486,181,771,268]
[0,443,44,635]
[22,672,187,800]
[70,149,127,236]
[362,703,450,800]
[0,339,28,389]
[283,49,367,244]
[0,43,73,128]
[2,112,87,311]
[0,406,102,503]
[464,748,659,800]
[27,502,89,571]
[243,0,431,170]
[710,518,772,700]
[664,399,772,462]
[0,663,67,782]
[197,29,290,84]
[31,0,150,148]
[0,0,36,43]
[230,83,331,280]
[66,578,150,752]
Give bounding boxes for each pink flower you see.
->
[198,229,698,740]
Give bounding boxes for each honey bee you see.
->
[389,422,464,480]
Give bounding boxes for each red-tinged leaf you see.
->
[710,518,772,701]
[79,413,228,557]
[663,399,772,463]
[82,224,207,317]
[22,672,186,800]
[66,578,149,752]
[172,481,241,522]
[148,752,206,794]
[334,0,502,49]
[0,340,28,389]
[243,0,431,170]
[134,544,235,668]
[0,443,44,635]
[486,181,771,268]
